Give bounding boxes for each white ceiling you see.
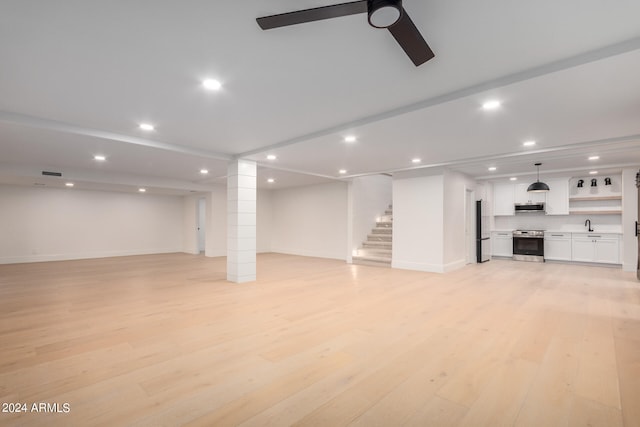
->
[1,0,640,194]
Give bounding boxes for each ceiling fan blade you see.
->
[387,9,435,66]
[257,0,367,30]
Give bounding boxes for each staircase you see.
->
[352,205,392,267]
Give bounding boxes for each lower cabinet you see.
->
[593,238,620,264]
[570,233,620,264]
[544,232,572,261]
[492,231,621,264]
[571,237,594,262]
[491,232,513,257]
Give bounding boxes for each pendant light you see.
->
[527,163,550,192]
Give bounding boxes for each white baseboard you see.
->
[391,260,444,273]
[443,259,467,273]
[391,259,468,273]
[0,248,183,265]
[270,247,346,261]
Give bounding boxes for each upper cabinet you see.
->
[493,183,515,216]
[493,178,569,216]
[545,178,569,215]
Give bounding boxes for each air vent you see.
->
[42,171,62,177]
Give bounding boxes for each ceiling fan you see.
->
[256,0,435,67]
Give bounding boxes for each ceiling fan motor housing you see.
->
[368,0,403,28]
[256,0,434,67]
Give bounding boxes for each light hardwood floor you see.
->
[1,253,639,426]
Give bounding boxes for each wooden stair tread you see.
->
[367,235,392,242]
[371,227,393,233]
[363,241,392,248]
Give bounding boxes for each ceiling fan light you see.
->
[368,0,402,28]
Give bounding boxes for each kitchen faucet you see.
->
[585,219,593,232]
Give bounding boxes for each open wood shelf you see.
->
[569,209,622,215]
[569,196,622,201]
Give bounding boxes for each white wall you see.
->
[205,186,227,257]
[621,167,638,271]
[270,182,348,260]
[197,198,206,252]
[348,175,393,260]
[0,184,183,264]
[392,169,478,273]
[183,194,199,255]
[443,170,477,270]
[392,172,445,272]
[257,189,273,253]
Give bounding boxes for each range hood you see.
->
[515,202,545,213]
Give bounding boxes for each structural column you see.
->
[227,159,257,283]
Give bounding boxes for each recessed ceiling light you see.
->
[589,171,598,175]
[482,100,501,110]
[588,156,600,161]
[412,158,421,164]
[94,155,106,161]
[488,167,497,171]
[510,177,517,181]
[139,188,147,192]
[200,169,209,174]
[267,178,275,183]
[203,79,222,91]
[266,154,277,160]
[339,169,347,174]
[523,140,536,147]
[139,123,155,131]
[344,135,357,143]
[65,182,74,187]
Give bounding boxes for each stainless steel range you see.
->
[512,230,544,262]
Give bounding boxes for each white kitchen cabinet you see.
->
[544,179,569,215]
[493,184,515,216]
[571,237,594,262]
[571,233,620,264]
[544,232,572,261]
[514,183,546,204]
[491,232,513,257]
[593,238,620,264]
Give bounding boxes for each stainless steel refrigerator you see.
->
[636,170,640,279]
[476,199,490,263]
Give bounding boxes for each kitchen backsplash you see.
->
[494,213,622,232]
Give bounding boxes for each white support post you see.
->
[227,159,257,283]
